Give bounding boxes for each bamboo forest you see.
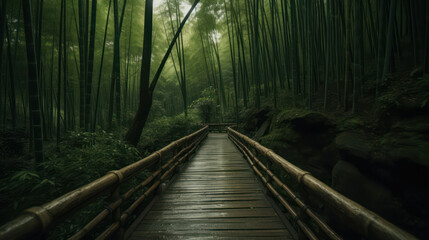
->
[0,0,428,239]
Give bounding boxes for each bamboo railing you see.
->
[227,127,418,240]
[207,123,237,132]
[0,126,209,240]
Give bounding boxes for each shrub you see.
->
[139,114,203,153]
[0,130,144,227]
[191,87,217,123]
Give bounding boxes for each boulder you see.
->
[321,143,340,168]
[335,132,373,166]
[290,112,335,133]
[391,118,429,134]
[259,126,301,145]
[243,107,271,132]
[253,119,271,139]
[376,132,429,170]
[286,112,337,149]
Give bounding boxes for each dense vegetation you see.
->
[0,0,428,238]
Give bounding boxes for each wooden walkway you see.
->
[128,133,293,239]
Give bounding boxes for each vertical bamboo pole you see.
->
[112,185,123,240]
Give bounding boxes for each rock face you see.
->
[243,107,271,133]
[335,132,373,165]
[252,119,271,139]
[260,111,337,182]
[290,112,335,133]
[333,127,429,237]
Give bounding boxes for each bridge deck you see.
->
[129,133,293,239]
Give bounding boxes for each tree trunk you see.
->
[78,0,87,128]
[84,0,97,130]
[22,0,44,163]
[125,0,200,145]
[376,0,387,97]
[6,23,16,128]
[382,0,397,81]
[108,0,120,129]
[93,0,111,131]
[124,0,153,145]
[57,0,65,144]
[0,0,6,70]
[124,1,133,123]
[352,0,363,113]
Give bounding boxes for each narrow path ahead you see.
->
[129,133,293,239]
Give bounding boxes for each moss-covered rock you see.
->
[377,132,429,169]
[335,132,374,166]
[243,106,271,133]
[290,112,336,133]
[391,117,429,133]
[374,75,429,128]
[259,109,337,182]
[336,116,367,132]
[244,97,429,237]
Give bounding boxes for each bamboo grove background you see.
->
[0,0,428,150]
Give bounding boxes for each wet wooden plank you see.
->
[151,201,270,210]
[129,236,288,240]
[128,133,293,239]
[145,208,279,219]
[138,217,286,228]
[130,229,291,238]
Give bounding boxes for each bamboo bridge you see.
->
[0,124,418,240]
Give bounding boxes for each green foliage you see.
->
[191,87,217,123]
[0,112,203,236]
[139,114,203,153]
[375,92,400,116]
[41,131,142,191]
[0,130,143,226]
[0,170,55,211]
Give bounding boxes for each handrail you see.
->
[227,127,418,240]
[206,123,237,132]
[0,126,208,240]
[206,122,237,126]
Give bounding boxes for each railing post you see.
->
[156,152,165,194]
[185,136,192,160]
[112,186,124,240]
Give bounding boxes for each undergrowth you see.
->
[0,114,204,238]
